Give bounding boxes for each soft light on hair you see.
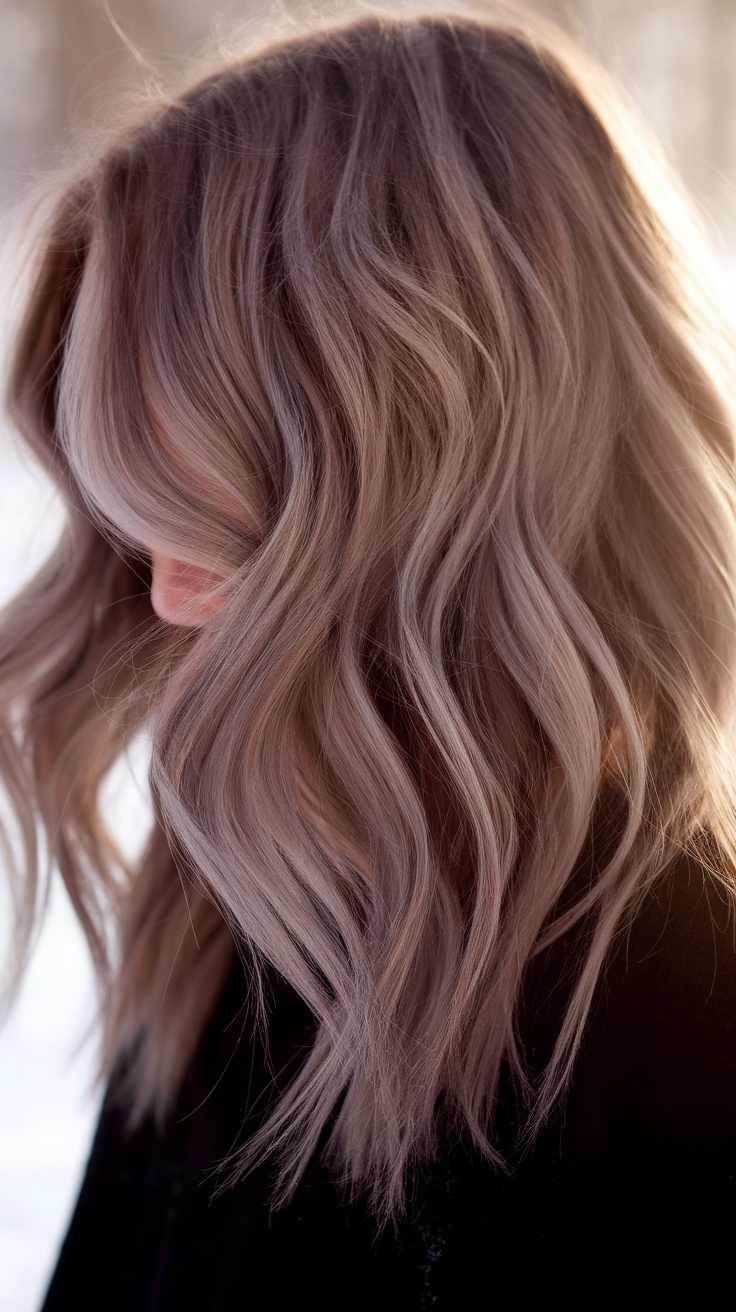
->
[3,1,736,1223]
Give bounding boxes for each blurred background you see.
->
[2,0,736,233]
[1,2,735,1310]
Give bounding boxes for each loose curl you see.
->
[4,1,736,1222]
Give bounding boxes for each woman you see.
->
[3,3,736,1305]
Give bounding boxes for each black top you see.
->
[41,850,736,1309]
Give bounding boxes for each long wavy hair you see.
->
[4,0,736,1222]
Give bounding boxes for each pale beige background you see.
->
[0,3,735,1310]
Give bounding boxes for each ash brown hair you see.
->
[4,1,736,1222]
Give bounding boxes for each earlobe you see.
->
[149,551,228,627]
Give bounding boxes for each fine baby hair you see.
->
[3,0,736,1232]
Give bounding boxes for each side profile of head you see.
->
[3,1,736,1220]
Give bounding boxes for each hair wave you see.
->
[4,2,736,1221]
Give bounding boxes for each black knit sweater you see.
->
[41,851,736,1309]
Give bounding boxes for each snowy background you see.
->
[0,443,98,1312]
[0,426,153,1312]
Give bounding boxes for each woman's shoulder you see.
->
[462,847,736,1295]
[593,844,736,1096]
[555,844,736,1192]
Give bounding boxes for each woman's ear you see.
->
[149,550,228,627]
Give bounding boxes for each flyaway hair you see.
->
[3,1,736,1223]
